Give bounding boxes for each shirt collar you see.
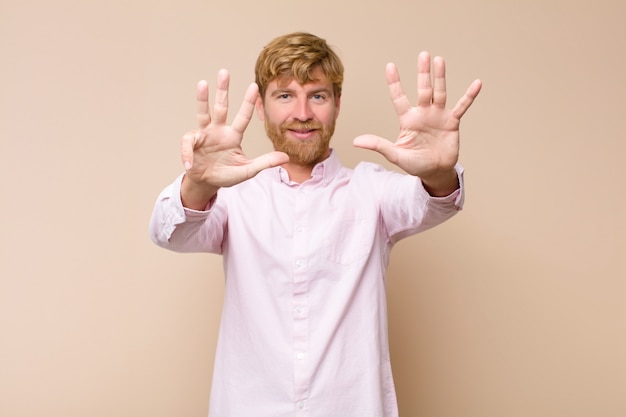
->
[276,149,341,186]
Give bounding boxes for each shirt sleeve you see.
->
[149,174,225,254]
[426,164,465,208]
[373,164,465,244]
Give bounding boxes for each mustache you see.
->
[281,121,323,131]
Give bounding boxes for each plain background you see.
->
[1,0,625,416]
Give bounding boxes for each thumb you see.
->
[245,151,290,179]
[353,134,399,164]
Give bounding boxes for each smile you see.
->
[288,129,318,140]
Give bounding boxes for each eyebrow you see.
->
[270,87,333,97]
[270,88,294,97]
[309,87,333,96]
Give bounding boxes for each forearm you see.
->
[180,174,220,210]
[420,168,460,197]
[417,166,465,231]
[149,175,225,254]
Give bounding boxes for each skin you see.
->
[179,51,482,210]
[257,67,341,183]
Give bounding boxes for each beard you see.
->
[265,119,335,166]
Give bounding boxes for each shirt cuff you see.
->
[426,165,465,209]
[172,173,216,222]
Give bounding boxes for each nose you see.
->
[293,97,313,122]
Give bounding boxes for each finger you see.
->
[197,80,210,128]
[213,69,230,124]
[386,63,412,117]
[432,56,447,108]
[417,51,433,106]
[451,79,483,119]
[353,134,399,165]
[245,151,290,179]
[231,83,259,134]
[181,131,198,170]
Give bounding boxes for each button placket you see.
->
[292,186,310,409]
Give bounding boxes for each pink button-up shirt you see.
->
[150,151,464,417]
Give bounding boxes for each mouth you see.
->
[287,128,318,141]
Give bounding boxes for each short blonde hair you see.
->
[255,32,344,100]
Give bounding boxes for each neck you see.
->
[282,162,314,183]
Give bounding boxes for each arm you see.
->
[180,70,289,209]
[149,173,229,253]
[150,70,290,251]
[353,52,482,197]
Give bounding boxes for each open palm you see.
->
[181,70,288,189]
[354,52,482,180]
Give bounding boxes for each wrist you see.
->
[420,169,459,197]
[181,174,219,210]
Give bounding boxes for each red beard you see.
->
[265,120,335,166]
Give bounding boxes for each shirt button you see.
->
[297,401,305,409]
[295,259,306,268]
[296,352,304,360]
[295,306,303,315]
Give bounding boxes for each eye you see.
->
[311,93,327,102]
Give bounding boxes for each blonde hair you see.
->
[255,32,344,100]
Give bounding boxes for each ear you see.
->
[255,96,265,121]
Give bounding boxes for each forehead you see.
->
[270,67,332,92]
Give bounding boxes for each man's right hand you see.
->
[179,70,289,210]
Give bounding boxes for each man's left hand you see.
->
[353,52,482,196]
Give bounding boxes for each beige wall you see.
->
[1,0,625,416]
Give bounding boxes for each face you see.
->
[257,67,341,166]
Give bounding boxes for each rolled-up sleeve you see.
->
[149,174,223,253]
[377,164,465,243]
[426,164,465,210]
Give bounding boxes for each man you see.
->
[150,32,481,417]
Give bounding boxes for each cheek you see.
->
[265,108,291,125]
[318,104,339,121]
[320,110,339,126]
